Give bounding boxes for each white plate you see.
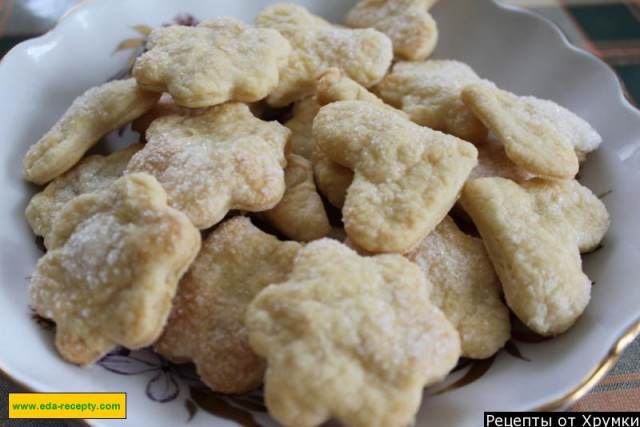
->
[1,0,639,426]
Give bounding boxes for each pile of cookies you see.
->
[23,1,609,426]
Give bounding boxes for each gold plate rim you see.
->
[531,318,640,411]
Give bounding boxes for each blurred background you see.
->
[1,0,638,104]
[506,0,639,105]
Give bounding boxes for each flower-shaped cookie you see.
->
[29,173,201,365]
[246,239,460,427]
[23,79,160,184]
[256,4,393,106]
[374,60,488,142]
[26,144,142,248]
[346,0,439,61]
[405,216,510,359]
[461,177,592,336]
[313,100,477,253]
[133,17,291,108]
[125,102,290,229]
[154,217,301,393]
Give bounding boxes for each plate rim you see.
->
[493,0,640,116]
[487,0,640,410]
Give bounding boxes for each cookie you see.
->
[462,83,599,179]
[312,146,354,209]
[131,93,205,138]
[522,178,609,253]
[258,154,331,242]
[246,239,460,427]
[316,67,388,107]
[405,216,510,359]
[154,217,301,393]
[313,100,477,253]
[284,97,320,160]
[26,144,142,248]
[23,79,160,184]
[313,68,403,209]
[451,135,532,222]
[125,102,290,229]
[346,0,439,61]
[256,4,393,106]
[374,60,488,142]
[468,135,532,183]
[133,17,291,107]
[461,177,591,336]
[29,173,200,364]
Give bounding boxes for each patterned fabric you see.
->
[569,337,640,411]
[0,1,638,424]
